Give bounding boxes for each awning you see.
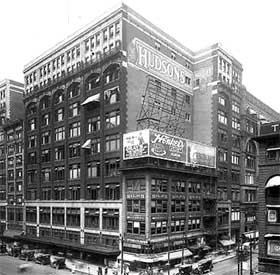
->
[3,230,23,238]
[219,240,235,246]
[265,176,280,188]
[120,249,192,263]
[159,249,192,261]
[81,93,100,105]
[243,231,259,239]
[267,147,280,151]
[81,139,91,149]
[265,234,280,238]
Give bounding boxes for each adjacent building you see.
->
[192,50,279,243]
[254,122,280,274]
[0,79,24,238]
[0,79,24,125]
[21,2,279,267]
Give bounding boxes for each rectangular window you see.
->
[54,145,65,161]
[87,116,100,133]
[69,102,80,117]
[104,87,120,104]
[105,110,120,129]
[53,186,65,200]
[85,208,99,228]
[218,149,227,162]
[231,152,240,165]
[41,131,50,145]
[232,101,240,113]
[66,208,80,227]
[69,163,80,180]
[41,149,51,163]
[102,209,119,231]
[68,186,80,200]
[104,158,120,176]
[86,185,100,200]
[54,166,65,181]
[105,183,120,200]
[69,142,80,158]
[55,126,65,141]
[41,168,51,182]
[218,110,227,125]
[52,208,65,226]
[218,128,228,144]
[218,96,225,106]
[87,162,100,178]
[105,134,120,152]
[69,122,80,138]
[232,117,241,130]
[41,113,50,126]
[55,108,64,121]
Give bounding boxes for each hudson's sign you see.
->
[128,38,192,94]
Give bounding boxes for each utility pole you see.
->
[249,241,253,275]
[120,234,124,275]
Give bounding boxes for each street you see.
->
[0,252,258,275]
[213,252,258,275]
[0,255,71,275]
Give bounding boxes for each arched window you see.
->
[27,103,37,116]
[85,73,100,91]
[103,63,120,84]
[53,90,64,105]
[265,176,280,205]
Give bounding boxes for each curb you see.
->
[212,254,236,264]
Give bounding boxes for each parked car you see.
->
[178,258,213,275]
[0,242,6,254]
[19,249,36,261]
[50,255,65,269]
[34,252,50,265]
[6,242,21,257]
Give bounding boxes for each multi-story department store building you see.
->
[22,3,279,265]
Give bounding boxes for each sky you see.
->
[1,0,280,112]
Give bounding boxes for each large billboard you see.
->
[123,129,216,168]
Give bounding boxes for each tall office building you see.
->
[0,79,24,238]
[192,49,280,243]
[22,3,279,267]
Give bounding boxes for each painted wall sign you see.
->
[128,38,192,94]
[186,140,216,168]
[123,129,216,168]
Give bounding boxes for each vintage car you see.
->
[50,255,65,269]
[6,242,21,257]
[0,242,6,254]
[19,249,36,261]
[178,258,213,275]
[34,252,51,265]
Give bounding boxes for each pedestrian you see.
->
[98,266,103,275]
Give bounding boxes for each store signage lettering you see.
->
[149,130,186,163]
[128,38,192,94]
[127,193,145,199]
